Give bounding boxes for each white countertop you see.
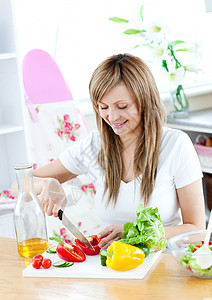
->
[167,108,212,133]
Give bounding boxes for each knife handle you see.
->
[58,209,63,220]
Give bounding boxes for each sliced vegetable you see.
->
[49,237,65,244]
[42,258,52,269]
[46,245,57,254]
[180,242,212,276]
[56,243,86,262]
[53,260,74,268]
[100,249,107,266]
[75,235,101,255]
[101,241,145,271]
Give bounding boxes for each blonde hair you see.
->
[89,53,166,206]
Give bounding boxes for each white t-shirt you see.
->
[59,127,202,227]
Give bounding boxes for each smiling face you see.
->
[98,82,141,141]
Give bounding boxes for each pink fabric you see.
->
[25,95,39,122]
[194,143,212,156]
[22,49,72,104]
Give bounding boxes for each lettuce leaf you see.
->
[181,254,212,276]
[119,203,167,252]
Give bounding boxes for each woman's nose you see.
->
[108,109,121,123]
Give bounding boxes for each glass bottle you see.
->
[13,163,48,258]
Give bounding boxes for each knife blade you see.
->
[58,209,95,251]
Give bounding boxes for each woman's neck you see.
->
[120,134,139,152]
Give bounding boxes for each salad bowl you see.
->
[168,230,212,279]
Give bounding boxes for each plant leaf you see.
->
[175,48,189,52]
[109,17,129,23]
[123,29,141,35]
[162,60,169,72]
[134,44,141,49]
[169,40,186,47]
[140,4,144,21]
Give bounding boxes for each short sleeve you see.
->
[174,132,203,189]
[59,130,100,175]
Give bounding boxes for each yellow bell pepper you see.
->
[102,241,145,271]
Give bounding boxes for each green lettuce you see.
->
[119,203,167,252]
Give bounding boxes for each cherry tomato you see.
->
[42,258,52,269]
[32,258,42,269]
[32,254,43,262]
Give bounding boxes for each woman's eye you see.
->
[118,106,127,109]
[100,106,108,110]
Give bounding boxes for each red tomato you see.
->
[42,258,52,269]
[32,258,42,269]
[32,254,43,262]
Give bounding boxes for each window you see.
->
[14,0,212,101]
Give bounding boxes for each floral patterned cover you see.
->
[25,100,88,166]
[24,100,103,237]
[0,190,16,210]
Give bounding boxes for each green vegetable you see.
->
[46,245,57,254]
[53,260,74,268]
[49,237,65,244]
[119,203,167,252]
[100,249,107,266]
[135,243,150,257]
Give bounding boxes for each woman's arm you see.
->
[11,158,78,217]
[33,158,77,183]
[164,179,206,239]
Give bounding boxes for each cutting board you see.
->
[23,250,162,279]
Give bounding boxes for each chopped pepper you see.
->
[75,235,101,255]
[101,241,145,271]
[56,243,86,262]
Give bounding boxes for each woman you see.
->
[12,53,205,249]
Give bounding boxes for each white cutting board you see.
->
[23,250,162,279]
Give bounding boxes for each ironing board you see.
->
[22,49,72,104]
[22,49,88,166]
[22,49,101,237]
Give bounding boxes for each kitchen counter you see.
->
[0,237,211,300]
[167,108,212,134]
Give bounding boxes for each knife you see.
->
[58,209,95,251]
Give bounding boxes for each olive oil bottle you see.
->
[14,164,48,258]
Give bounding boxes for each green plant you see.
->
[109,4,201,113]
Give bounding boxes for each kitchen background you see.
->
[0,0,212,239]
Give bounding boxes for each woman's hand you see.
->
[39,178,67,217]
[97,225,124,249]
